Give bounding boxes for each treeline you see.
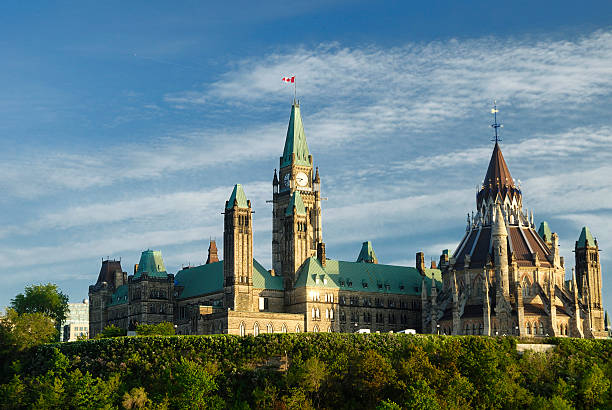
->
[0,334,610,409]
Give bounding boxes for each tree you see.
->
[0,308,57,355]
[10,284,69,326]
[136,322,175,336]
[94,324,126,339]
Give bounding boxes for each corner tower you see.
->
[224,184,254,311]
[575,226,605,333]
[272,101,323,285]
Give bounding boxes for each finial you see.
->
[490,100,503,143]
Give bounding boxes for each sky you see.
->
[0,1,611,314]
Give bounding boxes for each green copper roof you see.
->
[356,241,378,263]
[174,259,283,300]
[285,190,306,216]
[108,284,128,306]
[538,221,552,243]
[226,184,248,209]
[577,226,596,248]
[281,103,310,168]
[134,250,168,279]
[252,259,284,290]
[294,257,441,295]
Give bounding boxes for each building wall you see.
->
[127,274,174,328]
[60,301,90,342]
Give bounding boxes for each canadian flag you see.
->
[282,76,295,83]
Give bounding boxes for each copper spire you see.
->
[483,142,514,189]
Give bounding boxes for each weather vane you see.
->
[490,100,503,143]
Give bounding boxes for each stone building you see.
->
[421,138,607,338]
[89,102,606,338]
[89,101,439,337]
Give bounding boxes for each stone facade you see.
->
[89,103,606,339]
[422,140,607,339]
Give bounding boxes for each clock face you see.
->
[296,172,309,187]
[283,173,290,187]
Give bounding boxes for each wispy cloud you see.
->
[170,31,612,124]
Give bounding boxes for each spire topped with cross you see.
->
[490,101,503,143]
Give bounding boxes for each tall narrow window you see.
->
[254,322,260,336]
[239,322,245,337]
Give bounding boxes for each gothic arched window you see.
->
[253,322,260,336]
[527,323,531,334]
[239,322,245,337]
[281,324,287,333]
[522,277,530,297]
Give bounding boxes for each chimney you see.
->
[206,239,219,264]
[430,260,437,269]
[416,252,425,274]
[317,242,326,267]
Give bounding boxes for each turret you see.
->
[273,169,279,194]
[492,202,509,297]
[574,226,604,334]
[538,221,553,248]
[206,239,219,264]
[223,184,254,311]
[357,241,378,264]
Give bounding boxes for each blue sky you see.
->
[1,1,611,313]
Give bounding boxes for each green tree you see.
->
[170,359,222,409]
[10,283,69,326]
[122,387,152,409]
[136,322,175,336]
[94,324,126,338]
[0,309,57,355]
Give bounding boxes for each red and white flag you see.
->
[282,76,295,83]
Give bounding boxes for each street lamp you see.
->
[436,324,440,335]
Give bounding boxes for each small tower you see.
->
[538,221,553,249]
[492,202,509,297]
[575,226,604,333]
[357,241,378,264]
[206,239,219,264]
[223,184,254,311]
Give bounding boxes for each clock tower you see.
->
[272,101,323,288]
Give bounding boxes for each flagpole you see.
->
[294,76,297,102]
